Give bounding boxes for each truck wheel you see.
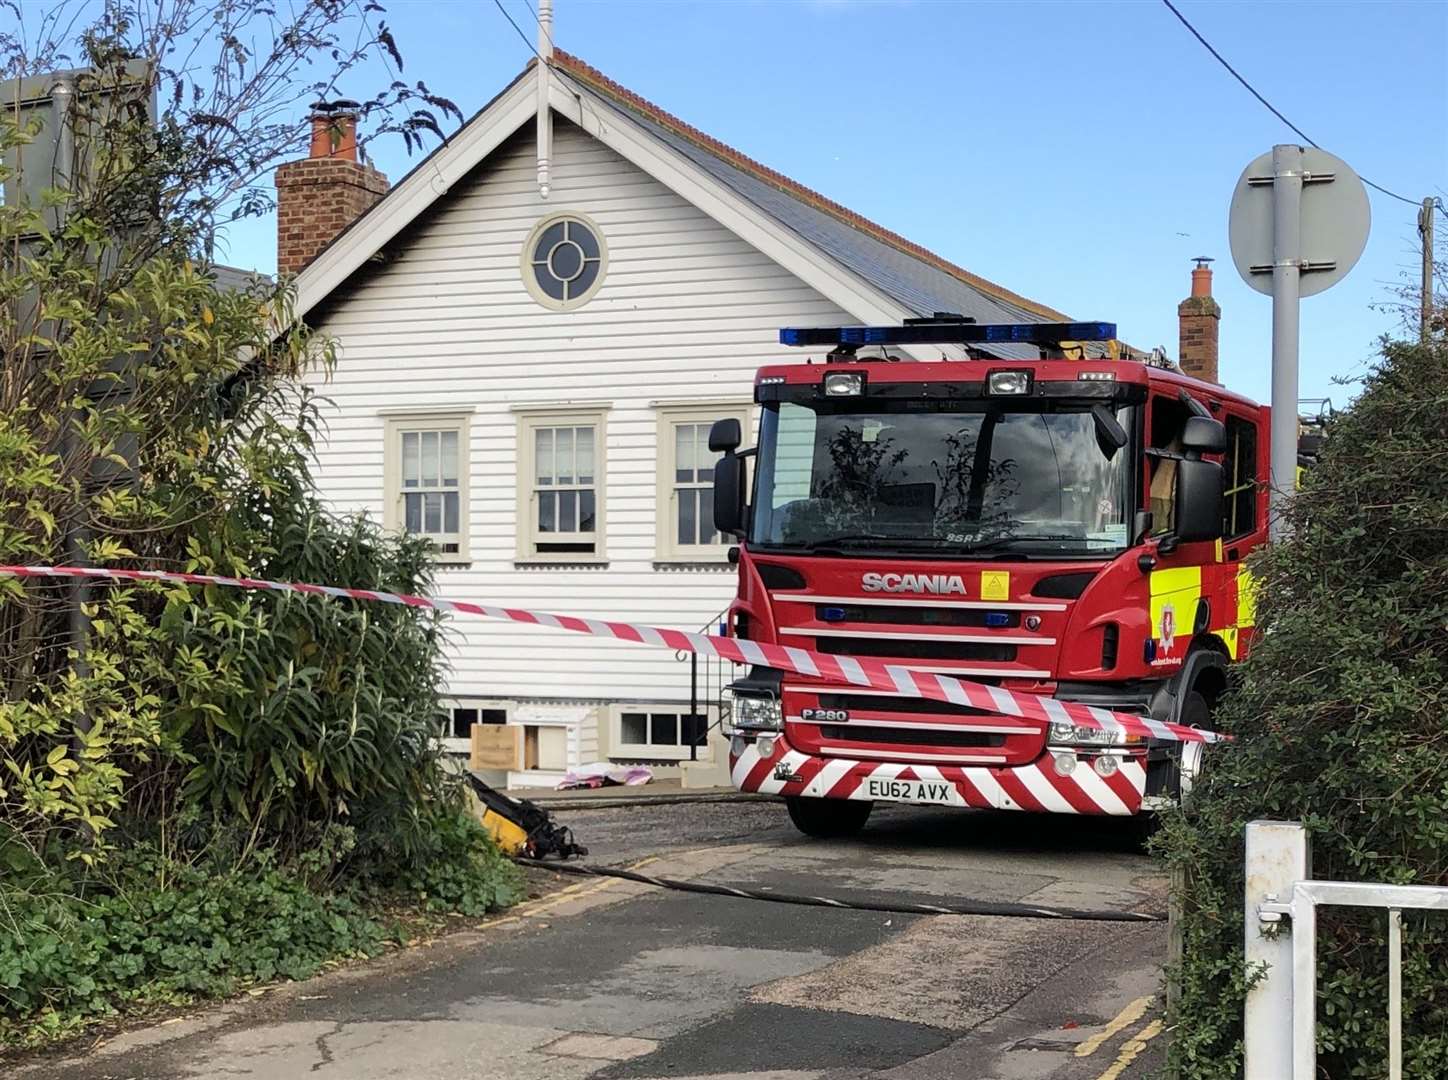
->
[1131,689,1212,846]
[1178,689,1211,732]
[785,796,873,838]
[1175,690,1211,805]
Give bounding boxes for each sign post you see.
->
[1229,145,1370,539]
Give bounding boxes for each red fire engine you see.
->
[709,318,1265,836]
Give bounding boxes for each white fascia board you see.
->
[293,72,540,324]
[547,80,949,363]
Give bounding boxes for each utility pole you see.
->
[1420,197,1436,340]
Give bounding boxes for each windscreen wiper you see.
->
[794,534,1015,558]
[785,534,947,555]
[802,533,891,548]
[959,534,1092,553]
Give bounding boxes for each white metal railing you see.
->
[1243,820,1448,1079]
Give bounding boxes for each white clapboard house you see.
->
[281,43,1085,788]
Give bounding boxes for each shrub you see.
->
[374,807,527,917]
[0,846,388,1046]
[1161,333,1448,1079]
[0,807,523,1045]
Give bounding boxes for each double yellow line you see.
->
[1075,995,1166,1080]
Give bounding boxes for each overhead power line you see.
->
[1160,0,1422,208]
[492,0,541,60]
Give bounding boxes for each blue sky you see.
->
[218,0,1447,408]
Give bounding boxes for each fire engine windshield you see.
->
[750,400,1134,557]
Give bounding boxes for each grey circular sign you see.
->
[1228,146,1370,298]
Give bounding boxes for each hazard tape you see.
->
[0,565,1226,745]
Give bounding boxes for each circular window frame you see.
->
[521,212,609,311]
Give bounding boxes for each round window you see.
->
[522,214,607,310]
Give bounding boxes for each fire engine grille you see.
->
[817,693,998,717]
[814,637,1017,662]
[815,604,1021,629]
[818,724,1005,749]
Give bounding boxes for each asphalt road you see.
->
[12,799,1171,1080]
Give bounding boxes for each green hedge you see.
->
[1,809,522,1047]
[1161,334,1448,1079]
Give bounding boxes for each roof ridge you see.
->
[551,48,1070,323]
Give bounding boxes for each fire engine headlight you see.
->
[726,691,783,733]
[1048,720,1141,747]
[823,371,864,396]
[987,370,1031,396]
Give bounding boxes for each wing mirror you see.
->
[708,418,742,454]
[1173,458,1225,543]
[1181,415,1227,457]
[1091,404,1127,459]
[710,418,747,537]
[714,453,747,537]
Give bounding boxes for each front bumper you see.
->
[730,734,1146,817]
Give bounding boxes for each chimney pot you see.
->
[1178,257,1221,384]
[1191,256,1215,299]
[308,110,358,163]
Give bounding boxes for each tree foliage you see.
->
[1162,330,1448,1079]
[0,2,516,1043]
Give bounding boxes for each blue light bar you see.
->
[779,322,1116,348]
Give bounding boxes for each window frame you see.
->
[608,703,715,762]
[655,404,751,563]
[436,698,513,756]
[520,211,609,312]
[1221,411,1260,540]
[516,408,608,563]
[383,413,471,564]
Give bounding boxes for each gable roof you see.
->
[293,50,1091,353]
[551,50,1069,327]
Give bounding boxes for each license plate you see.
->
[862,777,958,805]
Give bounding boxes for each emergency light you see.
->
[779,321,1117,348]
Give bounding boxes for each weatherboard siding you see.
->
[304,118,853,721]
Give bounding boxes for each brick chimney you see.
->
[275,104,389,276]
[1177,256,1221,384]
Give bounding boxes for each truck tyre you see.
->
[785,796,873,838]
[1175,689,1211,805]
[1131,689,1212,847]
[1178,688,1211,733]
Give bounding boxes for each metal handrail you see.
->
[1245,820,1448,1080]
[678,607,732,761]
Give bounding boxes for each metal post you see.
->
[49,76,93,735]
[1291,880,1318,1079]
[1244,820,1311,1080]
[1389,908,1403,1080]
[689,652,699,762]
[535,0,553,199]
[1268,144,1304,541]
[1420,198,1435,341]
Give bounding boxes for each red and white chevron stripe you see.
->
[731,736,1146,817]
[0,564,1223,746]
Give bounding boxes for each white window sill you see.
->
[515,558,610,570]
[653,558,734,571]
[611,745,713,763]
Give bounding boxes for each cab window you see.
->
[1146,397,1192,536]
[1222,413,1258,538]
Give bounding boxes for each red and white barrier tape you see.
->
[0,565,1226,745]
